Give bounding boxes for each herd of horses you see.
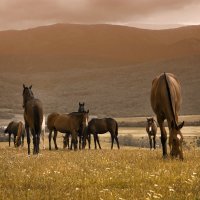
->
[3,72,184,160]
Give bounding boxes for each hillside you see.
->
[0,24,200,119]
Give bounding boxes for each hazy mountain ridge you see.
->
[0,24,199,119]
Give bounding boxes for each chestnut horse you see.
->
[48,111,89,150]
[4,121,25,147]
[151,73,184,159]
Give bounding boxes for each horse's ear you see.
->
[83,102,85,106]
[23,84,26,89]
[29,85,32,89]
[178,121,184,130]
[87,109,89,113]
[79,102,81,106]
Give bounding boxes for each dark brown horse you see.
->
[48,111,89,150]
[4,121,25,147]
[23,84,43,155]
[151,73,184,159]
[84,118,120,149]
[146,117,157,150]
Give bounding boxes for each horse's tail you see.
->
[33,106,42,135]
[115,121,118,136]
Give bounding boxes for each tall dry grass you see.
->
[0,142,200,200]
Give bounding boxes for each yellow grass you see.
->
[0,142,200,200]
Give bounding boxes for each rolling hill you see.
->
[0,24,200,121]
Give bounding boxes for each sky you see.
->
[0,0,200,30]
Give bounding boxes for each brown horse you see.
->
[4,121,25,147]
[151,73,184,159]
[146,117,157,150]
[48,111,89,150]
[23,84,43,155]
[84,118,120,149]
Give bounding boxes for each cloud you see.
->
[0,0,199,30]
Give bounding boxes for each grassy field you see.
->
[0,141,200,200]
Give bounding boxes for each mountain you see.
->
[0,24,200,120]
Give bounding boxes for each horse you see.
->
[63,103,88,150]
[4,121,25,147]
[83,118,120,149]
[48,111,89,150]
[23,84,43,155]
[146,117,157,150]
[151,72,184,160]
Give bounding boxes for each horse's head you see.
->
[15,122,23,148]
[147,117,154,126]
[81,110,89,149]
[22,84,34,107]
[169,120,184,160]
[82,110,89,127]
[15,137,22,147]
[78,102,85,113]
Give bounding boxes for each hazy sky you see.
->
[0,0,200,30]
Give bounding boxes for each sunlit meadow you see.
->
[0,141,200,200]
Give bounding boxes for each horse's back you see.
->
[54,114,71,133]
[151,73,181,119]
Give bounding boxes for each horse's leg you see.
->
[114,134,120,149]
[53,130,58,150]
[9,133,11,147]
[93,133,97,149]
[96,134,101,149]
[41,130,45,149]
[32,131,37,155]
[157,117,168,158]
[111,133,114,149]
[14,135,16,147]
[71,130,78,150]
[22,133,24,147]
[88,134,91,149]
[25,124,31,155]
[48,130,52,150]
[149,135,152,150]
[153,135,156,149]
[79,134,81,150]
[36,133,40,154]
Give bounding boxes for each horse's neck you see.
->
[24,96,35,105]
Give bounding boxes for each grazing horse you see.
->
[151,73,184,159]
[48,111,89,150]
[23,84,43,155]
[4,121,25,147]
[146,117,157,150]
[84,118,120,149]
